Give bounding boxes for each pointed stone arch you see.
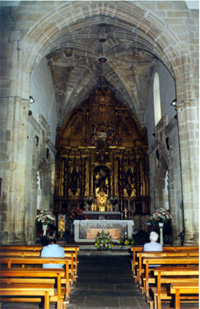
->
[19,1,185,104]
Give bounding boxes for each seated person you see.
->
[41,237,65,268]
[143,231,162,251]
[143,231,162,267]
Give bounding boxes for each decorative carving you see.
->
[55,88,150,215]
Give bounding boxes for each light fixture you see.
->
[29,96,35,104]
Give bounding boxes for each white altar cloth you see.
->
[73,220,134,243]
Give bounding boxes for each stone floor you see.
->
[1,247,199,309]
[67,255,150,309]
[67,254,199,309]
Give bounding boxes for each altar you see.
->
[73,220,134,243]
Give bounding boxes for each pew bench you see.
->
[0,268,69,309]
[142,257,199,299]
[0,257,71,298]
[0,248,78,278]
[136,251,199,287]
[170,282,199,309]
[131,246,199,281]
[0,283,54,309]
[151,267,199,309]
[130,246,143,276]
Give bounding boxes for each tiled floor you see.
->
[67,254,199,309]
[67,255,152,309]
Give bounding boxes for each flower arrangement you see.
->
[69,208,87,221]
[118,232,134,247]
[36,209,56,226]
[150,208,172,225]
[95,230,113,250]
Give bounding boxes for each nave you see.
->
[67,255,199,309]
[0,249,199,309]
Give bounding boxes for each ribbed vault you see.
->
[22,1,184,126]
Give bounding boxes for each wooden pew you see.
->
[131,246,199,280]
[170,282,199,309]
[0,283,54,309]
[0,257,71,299]
[152,267,199,309]
[0,245,79,275]
[142,257,199,299]
[0,245,79,252]
[0,268,67,309]
[0,250,77,283]
[130,246,143,275]
[136,251,199,286]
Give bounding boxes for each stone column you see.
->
[176,100,199,244]
[1,96,29,244]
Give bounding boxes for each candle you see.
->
[124,207,127,219]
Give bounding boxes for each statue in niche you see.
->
[125,168,134,197]
[95,168,108,194]
[94,166,110,211]
[70,167,79,196]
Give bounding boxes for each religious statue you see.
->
[70,167,79,196]
[95,168,108,193]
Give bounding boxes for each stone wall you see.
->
[0,1,198,244]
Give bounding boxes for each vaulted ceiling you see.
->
[46,18,157,126]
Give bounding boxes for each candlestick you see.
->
[124,207,127,219]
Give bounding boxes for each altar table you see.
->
[73,220,134,243]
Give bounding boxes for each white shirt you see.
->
[143,241,163,267]
[41,244,65,268]
[143,241,163,252]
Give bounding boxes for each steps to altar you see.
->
[77,244,132,256]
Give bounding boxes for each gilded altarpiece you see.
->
[55,88,150,217]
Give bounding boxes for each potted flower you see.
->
[150,208,172,224]
[118,232,134,249]
[95,230,113,251]
[150,208,172,234]
[36,209,56,236]
[69,208,87,221]
[69,208,87,234]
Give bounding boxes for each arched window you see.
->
[153,72,161,126]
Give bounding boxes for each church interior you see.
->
[0,2,199,309]
[0,1,199,247]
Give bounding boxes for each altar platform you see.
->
[73,219,134,243]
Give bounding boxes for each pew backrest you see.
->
[153,266,199,309]
[143,257,199,298]
[0,256,71,296]
[136,251,199,284]
[131,245,199,273]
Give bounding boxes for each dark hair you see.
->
[50,238,57,244]
[41,236,49,246]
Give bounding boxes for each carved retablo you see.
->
[55,88,150,217]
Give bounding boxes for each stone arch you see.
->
[3,1,197,245]
[18,1,186,105]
